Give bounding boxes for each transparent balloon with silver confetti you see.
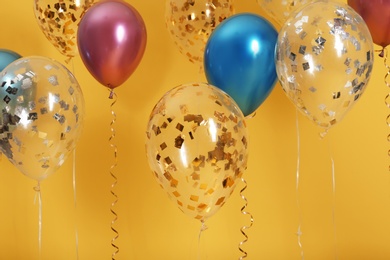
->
[0,56,84,181]
[275,0,374,136]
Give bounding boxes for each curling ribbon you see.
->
[108,89,119,259]
[295,109,304,260]
[380,48,390,171]
[238,177,254,260]
[33,181,42,260]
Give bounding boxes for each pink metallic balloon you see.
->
[77,0,147,89]
[348,0,390,48]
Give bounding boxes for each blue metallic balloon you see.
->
[204,13,278,116]
[0,49,21,71]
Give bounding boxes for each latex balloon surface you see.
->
[77,0,147,89]
[33,0,95,58]
[0,49,21,72]
[0,56,84,181]
[257,0,312,26]
[165,0,234,66]
[275,0,374,133]
[348,0,390,48]
[145,82,249,221]
[204,13,278,116]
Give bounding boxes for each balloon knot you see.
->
[319,129,328,139]
[379,49,385,58]
[33,183,41,192]
[200,220,208,231]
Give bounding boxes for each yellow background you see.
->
[1,0,390,259]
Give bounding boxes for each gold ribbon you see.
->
[238,177,254,260]
[108,89,119,259]
[380,48,390,171]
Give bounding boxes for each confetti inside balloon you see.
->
[33,0,95,58]
[0,56,84,181]
[145,82,249,221]
[165,0,234,67]
[275,0,374,135]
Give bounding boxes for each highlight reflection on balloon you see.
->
[145,82,249,221]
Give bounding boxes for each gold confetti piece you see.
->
[38,131,47,139]
[190,195,199,202]
[215,197,225,205]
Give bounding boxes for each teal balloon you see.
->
[204,13,278,116]
[0,49,21,71]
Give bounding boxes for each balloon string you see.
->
[380,48,390,171]
[73,149,79,260]
[197,220,208,260]
[327,135,338,260]
[108,89,119,259]
[238,177,254,260]
[70,58,80,260]
[33,181,42,260]
[295,109,304,260]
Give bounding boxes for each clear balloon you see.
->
[348,0,390,49]
[257,0,312,26]
[77,0,147,90]
[275,0,374,134]
[33,0,95,58]
[0,49,21,72]
[204,13,278,117]
[145,82,249,222]
[0,56,84,181]
[165,0,234,67]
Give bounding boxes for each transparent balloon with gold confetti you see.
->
[145,82,249,222]
[165,0,234,69]
[33,0,95,59]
